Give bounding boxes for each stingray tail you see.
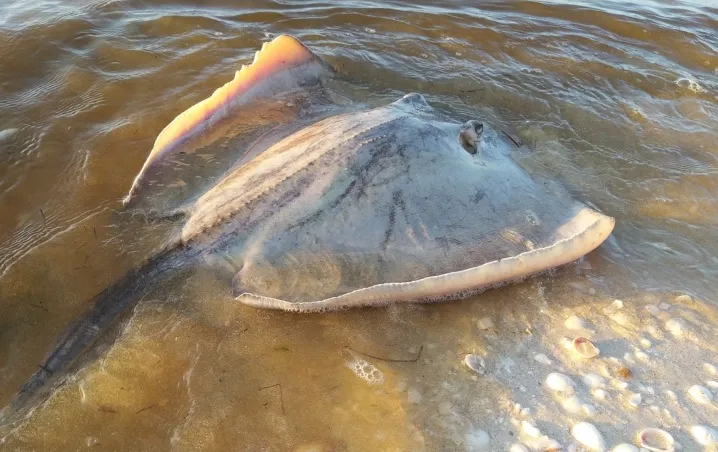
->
[0,245,187,428]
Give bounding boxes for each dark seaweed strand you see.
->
[0,242,195,428]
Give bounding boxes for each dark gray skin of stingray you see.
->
[0,93,605,426]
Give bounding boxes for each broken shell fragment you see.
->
[572,336,600,358]
[638,428,675,452]
[464,354,486,374]
[616,367,633,380]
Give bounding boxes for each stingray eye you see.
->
[459,120,483,154]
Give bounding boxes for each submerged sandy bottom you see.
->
[1,245,716,451]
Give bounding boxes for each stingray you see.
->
[1,35,614,422]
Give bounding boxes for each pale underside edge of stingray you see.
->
[1,34,614,425]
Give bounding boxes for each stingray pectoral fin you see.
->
[235,208,614,313]
[123,34,333,207]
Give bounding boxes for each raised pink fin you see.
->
[123,34,332,207]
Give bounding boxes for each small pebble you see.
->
[477,317,494,330]
[665,318,687,337]
[645,304,661,316]
[571,422,606,451]
[658,302,671,310]
[687,385,713,404]
[664,389,677,400]
[522,420,541,438]
[689,425,717,447]
[675,294,692,303]
[611,444,639,452]
[704,363,717,375]
[706,380,718,389]
[635,351,650,362]
[583,373,606,389]
[534,353,553,366]
[582,403,597,416]
[546,372,576,395]
[565,315,588,330]
[639,338,652,349]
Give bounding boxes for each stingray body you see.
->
[1,35,614,423]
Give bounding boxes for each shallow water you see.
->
[0,0,716,450]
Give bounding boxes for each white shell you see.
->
[546,372,576,394]
[583,372,606,389]
[627,392,642,407]
[639,428,675,452]
[522,420,542,438]
[464,354,486,374]
[571,422,606,451]
[611,444,639,452]
[689,425,717,447]
[509,444,530,452]
[687,384,713,404]
[573,336,600,358]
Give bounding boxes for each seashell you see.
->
[627,392,642,407]
[583,372,606,389]
[611,444,639,452]
[464,354,485,374]
[545,372,576,395]
[689,425,717,447]
[616,367,633,380]
[522,420,542,438]
[687,384,713,404]
[571,422,606,451]
[638,428,675,452]
[572,336,600,358]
